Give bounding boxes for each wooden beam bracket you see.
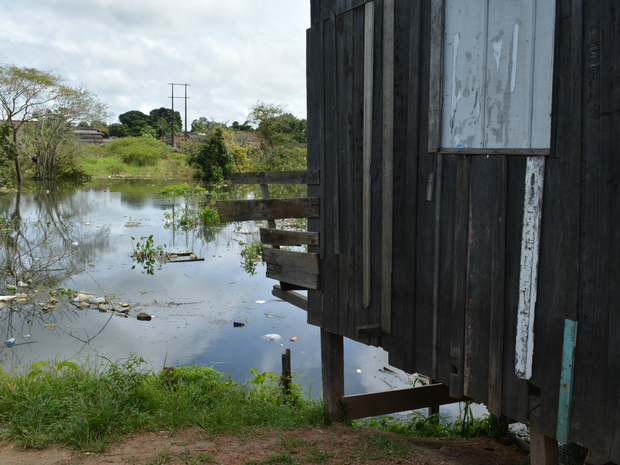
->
[342,383,461,420]
[272,285,308,311]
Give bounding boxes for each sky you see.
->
[1,1,310,129]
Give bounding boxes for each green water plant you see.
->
[130,235,164,275]
[240,241,263,276]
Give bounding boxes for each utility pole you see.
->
[168,83,190,147]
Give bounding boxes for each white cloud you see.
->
[1,1,310,126]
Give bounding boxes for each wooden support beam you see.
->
[281,348,292,396]
[232,170,320,185]
[272,285,308,311]
[342,384,460,421]
[279,282,310,291]
[529,415,559,465]
[321,330,344,416]
[356,324,382,339]
[260,228,320,247]
[262,248,320,290]
[216,198,320,222]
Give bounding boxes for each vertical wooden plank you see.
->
[352,5,366,342]
[449,156,470,399]
[332,11,341,257]
[322,14,341,335]
[530,415,559,465]
[501,156,529,422]
[488,155,507,416]
[381,0,394,334]
[384,0,413,368]
[401,0,421,372]
[533,0,582,439]
[515,156,545,380]
[336,9,355,340]
[463,157,497,403]
[321,329,344,415]
[431,154,443,379]
[362,1,374,309]
[427,0,443,153]
[306,22,324,327]
[556,319,577,444]
[604,2,620,461]
[569,2,611,452]
[368,0,384,349]
[436,155,457,388]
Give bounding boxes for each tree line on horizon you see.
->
[0,64,307,186]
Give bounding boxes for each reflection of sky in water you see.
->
[0,181,478,418]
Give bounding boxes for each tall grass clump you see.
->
[355,402,509,441]
[105,138,174,166]
[0,355,326,452]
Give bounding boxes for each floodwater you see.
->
[0,179,480,419]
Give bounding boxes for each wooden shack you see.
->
[218,0,618,462]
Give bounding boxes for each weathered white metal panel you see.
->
[441,0,554,150]
[515,156,545,380]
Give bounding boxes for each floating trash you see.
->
[256,300,266,304]
[75,293,95,302]
[356,369,362,374]
[137,312,152,321]
[233,321,245,327]
[120,302,130,307]
[72,242,79,247]
[6,338,15,346]
[290,336,299,342]
[262,334,282,341]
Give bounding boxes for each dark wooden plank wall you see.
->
[308,0,619,460]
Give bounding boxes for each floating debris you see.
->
[233,321,245,327]
[6,338,15,346]
[262,334,282,341]
[137,312,152,321]
[120,302,130,307]
[256,300,266,304]
[356,369,362,374]
[290,336,299,342]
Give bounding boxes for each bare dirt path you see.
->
[0,425,531,465]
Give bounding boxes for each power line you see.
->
[168,83,190,147]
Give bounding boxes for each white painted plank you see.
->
[515,156,546,379]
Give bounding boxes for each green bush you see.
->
[104,138,174,167]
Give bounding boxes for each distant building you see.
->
[74,127,106,145]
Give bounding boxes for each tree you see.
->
[118,110,151,135]
[0,123,17,187]
[17,85,108,181]
[191,117,226,133]
[108,123,129,138]
[150,107,181,136]
[247,101,285,145]
[187,127,234,181]
[0,65,64,183]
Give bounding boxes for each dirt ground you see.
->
[0,425,532,465]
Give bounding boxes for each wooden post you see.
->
[427,379,440,423]
[281,348,291,397]
[260,184,279,250]
[529,415,559,465]
[321,329,344,416]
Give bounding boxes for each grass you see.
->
[0,355,327,452]
[80,142,195,179]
